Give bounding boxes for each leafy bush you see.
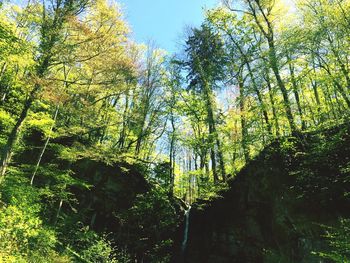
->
[0,204,63,262]
[314,219,350,262]
[74,228,121,263]
[119,187,180,262]
[0,169,68,262]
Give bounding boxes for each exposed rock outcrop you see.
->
[186,124,350,262]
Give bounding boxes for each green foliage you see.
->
[314,219,350,262]
[73,229,120,263]
[0,176,62,262]
[0,108,14,131]
[279,137,299,157]
[119,187,180,262]
[1,0,350,261]
[0,205,48,259]
[0,109,14,148]
[152,161,172,188]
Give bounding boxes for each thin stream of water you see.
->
[181,206,191,254]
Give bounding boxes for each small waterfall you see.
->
[181,206,191,255]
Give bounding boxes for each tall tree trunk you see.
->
[333,79,350,108]
[310,55,324,122]
[169,113,176,194]
[0,62,7,79]
[0,85,39,182]
[238,75,249,163]
[215,138,226,181]
[245,60,272,136]
[265,69,280,137]
[227,31,272,136]
[203,82,223,183]
[203,85,217,182]
[135,105,148,156]
[0,63,8,103]
[246,0,296,133]
[30,106,59,185]
[323,85,338,120]
[55,199,63,225]
[287,56,306,130]
[117,93,129,150]
[267,37,296,133]
[231,119,239,173]
[318,58,350,108]
[209,141,218,183]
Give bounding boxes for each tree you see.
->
[183,24,227,182]
[224,0,297,133]
[0,0,89,181]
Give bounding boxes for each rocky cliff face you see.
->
[185,124,350,263]
[12,128,183,262]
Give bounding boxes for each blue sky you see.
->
[118,0,219,53]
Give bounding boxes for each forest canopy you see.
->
[0,0,350,262]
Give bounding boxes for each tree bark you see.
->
[264,69,280,137]
[287,56,306,130]
[203,81,222,183]
[238,75,249,163]
[0,86,39,182]
[247,0,296,133]
[169,112,176,194]
[245,59,272,136]
[267,37,296,133]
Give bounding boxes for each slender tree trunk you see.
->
[310,55,323,122]
[238,75,249,163]
[0,63,8,103]
[0,62,7,78]
[55,199,63,225]
[194,153,198,170]
[326,33,350,90]
[246,60,272,136]
[317,56,350,108]
[135,109,148,156]
[231,119,238,173]
[323,85,338,120]
[205,157,210,179]
[216,138,226,181]
[287,56,306,130]
[227,32,272,136]
[169,113,176,194]
[202,82,217,182]
[247,1,296,133]
[267,38,296,133]
[0,85,39,182]
[209,144,218,182]
[118,93,129,150]
[310,77,323,122]
[90,212,97,229]
[304,96,317,126]
[30,106,59,185]
[203,80,226,181]
[265,69,280,137]
[188,152,192,203]
[333,79,350,108]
